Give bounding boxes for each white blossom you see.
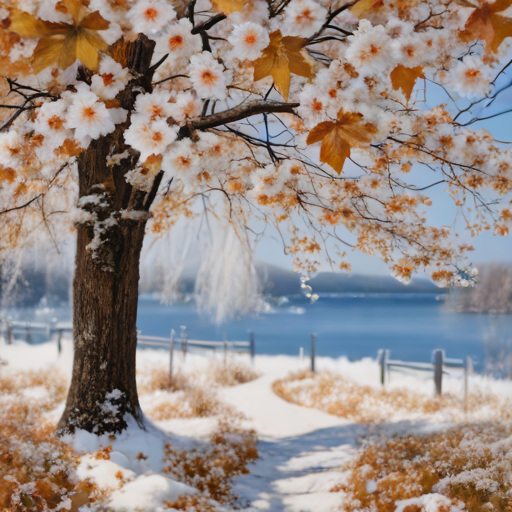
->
[188,52,229,100]
[448,56,494,99]
[162,138,200,178]
[32,99,72,159]
[66,85,117,146]
[134,90,174,120]
[90,56,130,100]
[124,114,178,161]
[283,0,327,37]
[167,92,202,124]
[298,84,330,126]
[346,20,396,76]
[228,22,270,61]
[154,18,202,61]
[0,131,24,168]
[127,0,176,35]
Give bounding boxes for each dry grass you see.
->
[140,357,258,421]
[0,368,68,422]
[146,386,231,420]
[163,419,258,509]
[137,356,260,395]
[273,370,510,424]
[335,424,512,512]
[205,358,260,387]
[0,368,105,512]
[137,366,191,394]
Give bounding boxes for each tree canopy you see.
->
[1,0,512,307]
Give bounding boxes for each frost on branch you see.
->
[195,222,261,325]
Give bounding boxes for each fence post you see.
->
[57,329,63,355]
[7,322,13,345]
[379,349,389,386]
[169,329,175,385]
[464,355,472,413]
[25,323,32,344]
[249,331,255,365]
[311,333,316,373]
[180,326,187,360]
[433,349,443,396]
[300,347,304,366]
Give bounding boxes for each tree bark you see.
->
[57,35,157,435]
[57,213,147,434]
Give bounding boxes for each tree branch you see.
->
[191,13,227,34]
[185,99,300,132]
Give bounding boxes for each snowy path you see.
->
[221,374,365,512]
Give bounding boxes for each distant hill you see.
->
[7,259,442,307]
[257,263,441,296]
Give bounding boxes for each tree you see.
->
[1,0,512,435]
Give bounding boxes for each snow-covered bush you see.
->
[163,420,258,509]
[273,370,512,424]
[335,424,512,512]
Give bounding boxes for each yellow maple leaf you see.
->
[460,0,512,53]
[253,30,312,101]
[211,0,247,14]
[350,0,383,17]
[9,0,110,73]
[390,64,424,102]
[306,109,377,174]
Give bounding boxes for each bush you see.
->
[163,419,258,508]
[0,369,99,511]
[206,357,260,387]
[273,370,509,424]
[335,424,512,512]
[147,386,228,420]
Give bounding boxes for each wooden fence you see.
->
[379,348,473,408]
[1,320,256,379]
[1,320,72,353]
[2,322,473,406]
[137,328,255,381]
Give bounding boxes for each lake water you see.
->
[135,294,512,371]
[7,294,512,372]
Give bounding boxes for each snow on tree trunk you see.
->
[57,36,157,435]
[57,214,146,434]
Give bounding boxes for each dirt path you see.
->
[221,374,364,511]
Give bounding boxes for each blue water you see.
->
[135,294,512,371]
[8,294,512,371]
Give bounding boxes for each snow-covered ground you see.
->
[1,336,511,512]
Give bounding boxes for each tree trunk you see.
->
[57,35,160,435]
[57,215,147,434]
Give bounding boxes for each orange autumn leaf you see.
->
[460,0,512,53]
[211,0,247,14]
[306,109,377,174]
[351,0,383,17]
[494,224,509,235]
[253,30,312,101]
[390,64,424,101]
[0,167,17,183]
[9,0,110,73]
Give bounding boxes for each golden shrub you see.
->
[335,424,512,512]
[163,420,258,508]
